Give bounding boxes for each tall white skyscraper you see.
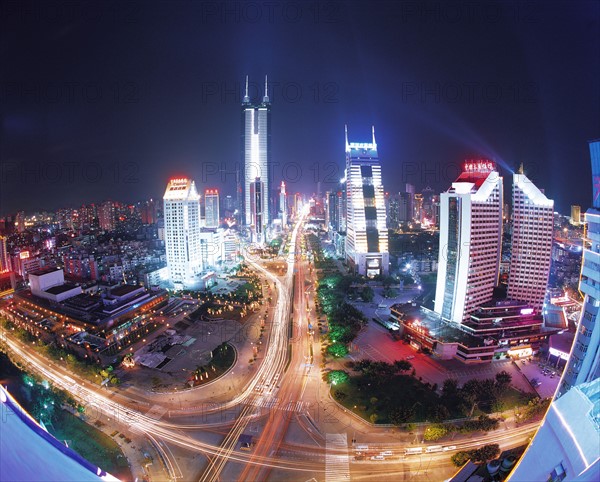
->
[163,178,202,287]
[344,125,389,277]
[279,181,287,226]
[242,75,271,231]
[204,189,220,228]
[434,161,503,323]
[250,177,265,244]
[507,169,554,311]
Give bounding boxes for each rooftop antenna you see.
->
[372,125,377,147]
[262,75,269,103]
[345,124,349,152]
[517,162,524,175]
[243,75,250,104]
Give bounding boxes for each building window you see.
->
[548,462,567,482]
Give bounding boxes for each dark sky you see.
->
[1,0,599,216]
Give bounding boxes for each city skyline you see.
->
[1,2,599,216]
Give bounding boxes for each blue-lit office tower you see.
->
[508,140,600,482]
[344,125,389,277]
[242,76,271,234]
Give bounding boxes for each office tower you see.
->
[0,235,10,273]
[15,211,25,233]
[434,160,503,323]
[242,75,271,231]
[413,193,424,223]
[387,193,400,230]
[224,194,235,216]
[205,189,220,228]
[163,178,202,287]
[279,181,287,226]
[249,178,265,243]
[326,191,339,232]
[140,199,157,225]
[98,201,115,232]
[338,177,347,232]
[344,125,389,277]
[571,205,582,226]
[399,191,413,223]
[507,169,554,311]
[508,140,600,482]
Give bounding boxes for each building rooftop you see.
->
[110,284,141,297]
[28,266,61,277]
[44,283,79,295]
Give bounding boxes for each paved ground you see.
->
[349,316,552,397]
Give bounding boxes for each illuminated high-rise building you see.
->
[344,125,389,277]
[163,178,202,287]
[279,181,287,226]
[507,169,554,312]
[249,177,265,243]
[205,189,220,228]
[508,140,600,482]
[242,75,271,231]
[434,161,503,323]
[98,201,115,232]
[0,235,10,273]
[571,204,582,226]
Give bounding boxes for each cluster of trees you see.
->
[350,359,413,382]
[514,397,551,423]
[440,371,513,415]
[451,444,501,467]
[326,303,367,357]
[423,415,501,441]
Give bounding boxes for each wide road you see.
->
[197,211,307,482]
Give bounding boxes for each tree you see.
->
[470,444,501,463]
[361,286,375,302]
[327,370,349,385]
[389,406,415,425]
[369,413,379,424]
[383,288,398,298]
[424,424,448,441]
[451,451,471,467]
[393,360,412,373]
[429,404,450,422]
[495,370,512,389]
[327,343,349,358]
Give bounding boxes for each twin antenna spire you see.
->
[243,75,269,104]
[345,124,377,152]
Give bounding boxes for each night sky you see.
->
[1,0,599,216]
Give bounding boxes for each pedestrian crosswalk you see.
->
[246,397,310,413]
[325,433,350,481]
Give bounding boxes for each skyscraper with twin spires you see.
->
[242,76,271,240]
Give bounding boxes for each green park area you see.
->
[327,363,544,433]
[52,411,132,480]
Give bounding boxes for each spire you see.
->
[262,74,269,103]
[345,124,349,152]
[243,75,250,104]
[372,125,377,147]
[517,162,524,175]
